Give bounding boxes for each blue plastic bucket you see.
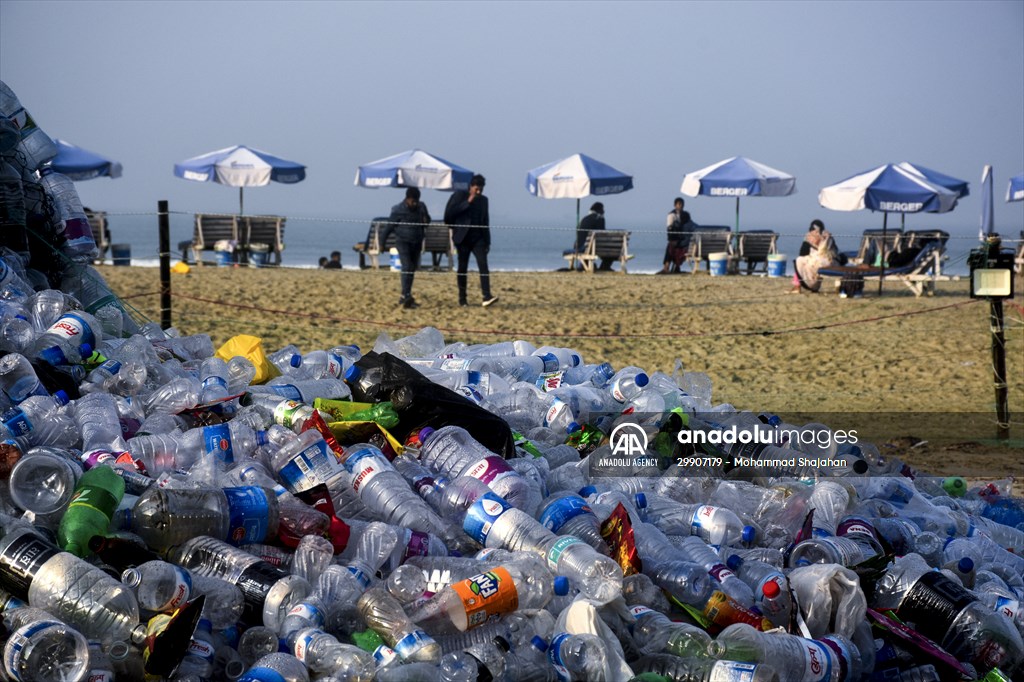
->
[215,248,234,267]
[249,243,270,268]
[389,248,401,272]
[708,252,729,276]
[111,244,131,266]
[767,254,787,278]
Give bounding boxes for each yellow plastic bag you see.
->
[214,334,279,384]
[170,261,191,274]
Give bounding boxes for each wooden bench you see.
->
[846,228,904,266]
[240,215,286,265]
[423,222,454,271]
[190,214,240,265]
[736,230,779,274]
[565,230,633,273]
[85,209,110,263]
[684,226,734,274]
[354,218,453,270]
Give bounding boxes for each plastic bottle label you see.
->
[42,312,96,349]
[690,505,730,545]
[97,359,122,375]
[345,448,386,493]
[629,605,654,619]
[186,638,215,662]
[287,601,325,628]
[223,486,271,544]
[278,439,342,493]
[539,496,595,532]
[401,530,432,563]
[66,479,121,525]
[463,492,512,545]
[0,407,30,437]
[393,630,436,660]
[155,566,193,612]
[799,639,835,682]
[267,384,303,401]
[293,628,324,662]
[707,562,736,583]
[0,532,60,596]
[543,398,569,428]
[610,377,630,402]
[546,536,585,571]
[536,371,564,392]
[202,375,227,392]
[373,644,398,667]
[238,667,287,682]
[836,517,876,539]
[439,358,471,371]
[450,566,520,628]
[272,400,314,429]
[324,354,344,379]
[464,455,516,487]
[88,672,114,682]
[709,660,760,682]
[201,424,234,464]
[995,597,1019,621]
[4,620,63,681]
[547,633,576,676]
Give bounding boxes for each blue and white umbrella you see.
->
[526,153,633,226]
[50,139,123,181]
[354,149,474,191]
[680,156,796,232]
[174,145,306,214]
[1008,173,1024,202]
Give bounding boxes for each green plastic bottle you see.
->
[57,464,125,557]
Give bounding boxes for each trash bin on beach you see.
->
[708,252,729,276]
[767,253,787,277]
[110,244,131,267]
[213,240,235,267]
[249,243,270,268]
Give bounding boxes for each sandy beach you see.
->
[98,264,1024,480]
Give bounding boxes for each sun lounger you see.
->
[820,239,949,297]
[354,218,451,270]
[684,226,735,274]
[85,209,110,263]
[736,230,778,274]
[564,230,633,273]
[845,228,904,266]
[240,215,286,266]
[190,214,240,265]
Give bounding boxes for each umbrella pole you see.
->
[239,187,244,216]
[878,213,888,296]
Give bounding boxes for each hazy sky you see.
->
[2,0,1022,239]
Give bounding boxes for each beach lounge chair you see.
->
[820,239,949,297]
[570,230,633,273]
[846,228,904,266]
[736,230,779,274]
[352,217,399,269]
[85,209,110,263]
[239,215,286,266]
[684,226,734,274]
[423,222,454,271]
[190,214,240,265]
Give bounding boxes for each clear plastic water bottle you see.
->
[633,653,781,682]
[1,605,90,682]
[0,526,141,643]
[0,81,58,171]
[709,622,864,681]
[0,352,49,403]
[726,555,792,629]
[198,356,230,403]
[72,390,128,454]
[57,264,141,336]
[131,485,280,551]
[538,490,609,554]
[238,653,309,682]
[357,586,441,663]
[169,536,311,630]
[250,377,353,402]
[38,168,96,261]
[0,314,35,355]
[237,626,282,667]
[120,559,195,613]
[6,447,82,526]
[241,393,322,433]
[674,534,755,607]
[627,604,713,657]
[872,553,1023,672]
[607,365,650,403]
[420,425,542,514]
[288,627,375,678]
[547,632,607,680]
[641,497,756,547]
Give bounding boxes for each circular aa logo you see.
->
[609,422,649,457]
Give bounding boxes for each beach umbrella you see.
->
[1008,173,1024,202]
[819,162,966,295]
[525,153,634,226]
[174,145,306,215]
[981,165,994,240]
[50,139,122,181]
[679,156,796,233]
[354,149,474,191]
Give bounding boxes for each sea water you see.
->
[93,212,979,276]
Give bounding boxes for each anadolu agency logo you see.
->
[609,422,649,457]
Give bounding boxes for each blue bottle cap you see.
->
[578,485,597,498]
[553,576,570,596]
[530,636,548,653]
[256,430,269,447]
[957,557,974,573]
[289,354,302,368]
[197,618,213,633]
[741,526,757,544]
[418,426,435,444]
[635,372,649,388]
[726,554,743,571]
[344,364,361,381]
[566,422,581,434]
[570,354,581,367]
[79,343,92,357]
[53,390,69,406]
[634,493,648,510]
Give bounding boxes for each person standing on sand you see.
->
[445,174,498,307]
[379,187,431,309]
[660,197,692,274]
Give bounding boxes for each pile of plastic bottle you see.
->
[2,81,1024,682]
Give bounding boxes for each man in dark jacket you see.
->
[576,202,614,271]
[444,174,497,307]
[380,187,431,308]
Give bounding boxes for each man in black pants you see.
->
[445,174,497,307]
[380,187,431,309]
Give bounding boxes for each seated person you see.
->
[791,220,838,293]
[325,250,342,269]
[575,202,614,271]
